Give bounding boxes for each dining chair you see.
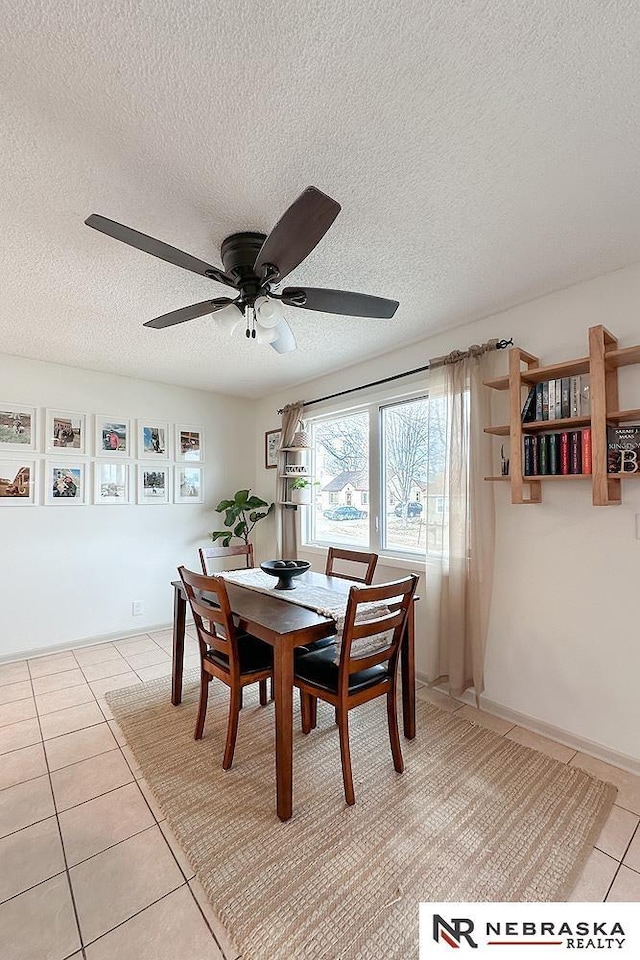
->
[325,547,378,585]
[199,543,255,574]
[294,575,418,805]
[178,566,273,770]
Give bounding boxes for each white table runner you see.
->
[218,568,392,661]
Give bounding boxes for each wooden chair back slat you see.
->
[199,544,254,575]
[178,566,240,675]
[325,547,378,585]
[339,576,418,679]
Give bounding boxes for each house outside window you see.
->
[306,393,442,557]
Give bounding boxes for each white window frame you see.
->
[302,386,430,564]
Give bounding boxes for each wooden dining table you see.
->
[170,570,416,821]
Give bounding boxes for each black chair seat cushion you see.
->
[205,632,273,674]
[294,635,336,657]
[294,644,387,694]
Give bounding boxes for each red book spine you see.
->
[582,428,592,474]
[560,432,570,475]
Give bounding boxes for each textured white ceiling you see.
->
[1,0,640,398]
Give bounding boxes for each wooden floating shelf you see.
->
[520,357,590,384]
[605,345,640,368]
[483,375,509,391]
[280,473,310,479]
[606,409,640,424]
[607,472,640,479]
[484,425,510,436]
[484,475,510,481]
[522,416,591,432]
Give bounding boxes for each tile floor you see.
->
[1,638,639,960]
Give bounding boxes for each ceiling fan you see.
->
[85,186,399,354]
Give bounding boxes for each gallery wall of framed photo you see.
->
[0,404,206,507]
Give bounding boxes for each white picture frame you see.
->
[0,403,38,453]
[45,409,87,455]
[174,465,204,504]
[95,416,131,458]
[137,465,170,504]
[175,424,205,463]
[137,420,170,460]
[45,461,87,505]
[94,462,131,505]
[0,460,38,506]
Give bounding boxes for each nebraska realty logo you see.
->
[420,904,637,958]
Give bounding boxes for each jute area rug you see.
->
[106,676,616,960]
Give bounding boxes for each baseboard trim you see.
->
[415,673,640,776]
[0,622,177,664]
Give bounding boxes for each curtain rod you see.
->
[277,337,513,414]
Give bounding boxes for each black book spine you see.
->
[531,435,540,475]
[569,430,583,474]
[535,383,544,421]
[548,433,559,475]
[521,387,537,423]
[538,434,548,474]
[523,436,533,476]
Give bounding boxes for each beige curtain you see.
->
[276,401,304,559]
[424,346,496,699]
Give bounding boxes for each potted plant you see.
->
[211,489,274,547]
[289,477,318,505]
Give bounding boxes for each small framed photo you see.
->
[0,460,37,506]
[96,417,130,457]
[265,429,282,469]
[137,420,170,460]
[46,409,87,454]
[174,465,203,503]
[175,425,204,462]
[138,465,170,504]
[45,462,87,505]
[94,462,131,504]
[0,404,38,452]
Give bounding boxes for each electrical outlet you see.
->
[132,601,144,617]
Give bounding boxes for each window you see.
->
[305,392,444,557]
[309,411,369,547]
[381,397,429,554]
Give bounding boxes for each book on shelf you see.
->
[569,431,582,474]
[582,428,592,474]
[548,432,559,474]
[548,379,556,421]
[560,431,569,475]
[607,425,640,474]
[521,386,537,422]
[521,376,590,423]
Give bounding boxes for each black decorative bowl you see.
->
[261,559,310,590]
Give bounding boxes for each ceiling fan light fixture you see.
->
[216,306,243,335]
[255,296,284,329]
[255,324,279,344]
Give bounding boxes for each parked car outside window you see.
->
[322,505,368,521]
[393,501,423,519]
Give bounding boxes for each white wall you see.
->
[254,263,640,763]
[0,354,258,657]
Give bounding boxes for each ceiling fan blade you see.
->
[144,298,236,329]
[85,214,236,287]
[281,287,399,319]
[270,319,297,354]
[254,187,341,282]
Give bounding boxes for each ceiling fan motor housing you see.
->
[219,232,268,301]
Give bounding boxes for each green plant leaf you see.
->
[224,508,238,527]
[234,521,247,538]
[245,495,268,509]
[215,498,234,512]
[211,530,231,542]
[248,510,268,522]
[234,489,250,505]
